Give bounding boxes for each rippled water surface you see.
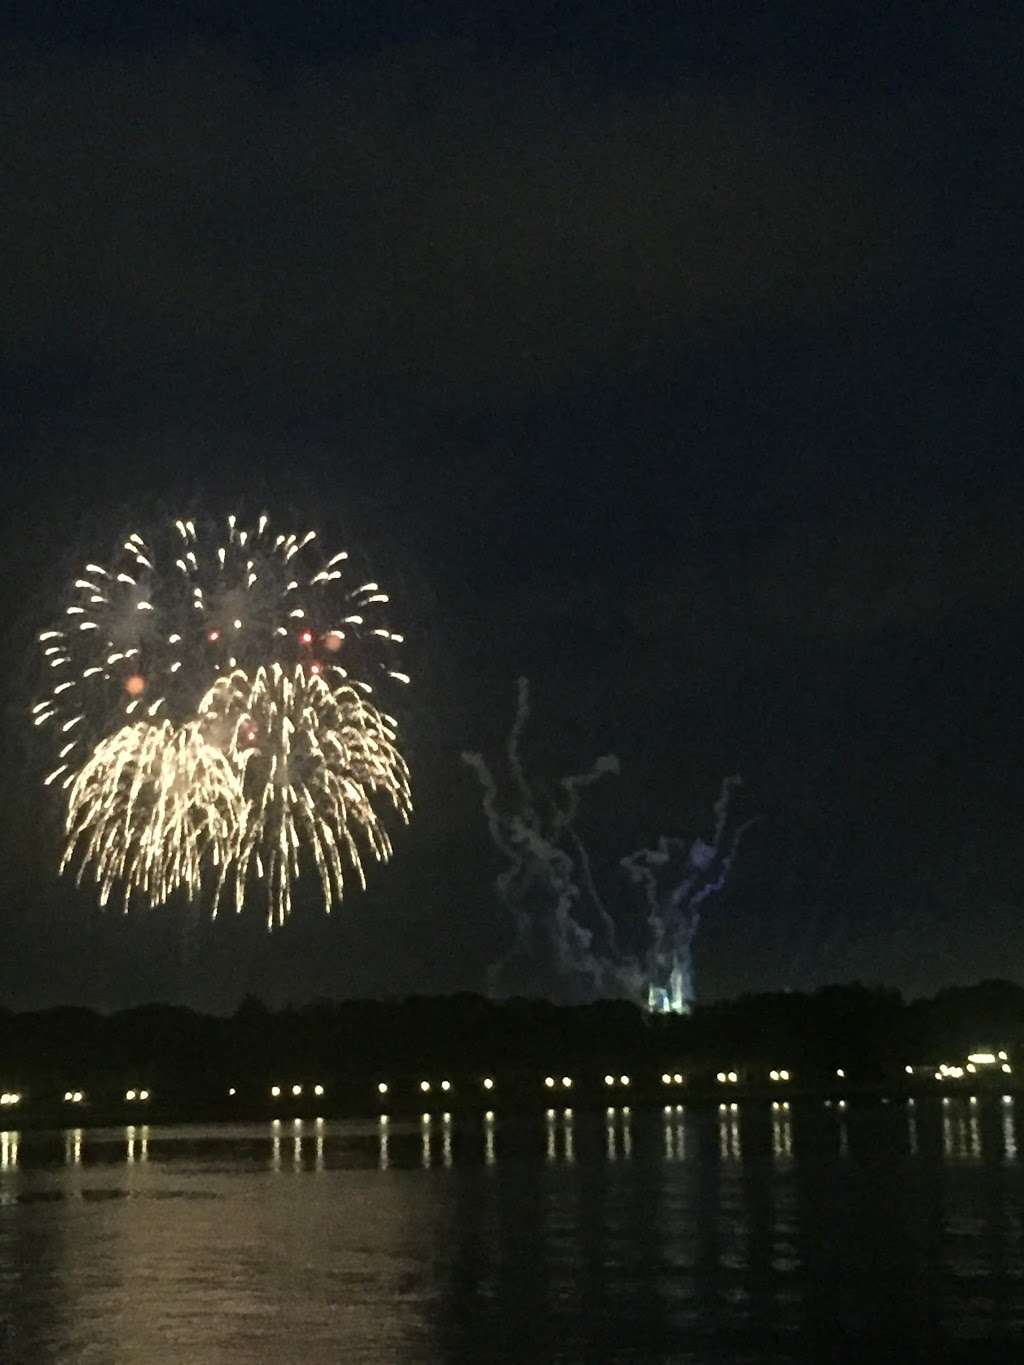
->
[1,1098,1022,1362]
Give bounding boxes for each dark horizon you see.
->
[3,978,1023,1092]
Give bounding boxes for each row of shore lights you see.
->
[13,1059,1012,1109]
[5,1091,147,1106]
[267,1081,504,1098]
[715,1070,805,1083]
[388,1079,494,1097]
[929,1052,1012,1081]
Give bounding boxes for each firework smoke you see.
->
[462,678,620,1000]
[465,680,753,1011]
[621,776,756,1013]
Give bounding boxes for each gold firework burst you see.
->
[200,664,412,926]
[61,720,244,910]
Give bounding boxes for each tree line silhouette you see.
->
[1,981,1021,1100]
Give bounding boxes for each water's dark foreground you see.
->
[1,1098,1021,1363]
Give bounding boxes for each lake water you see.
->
[1,1097,1021,1362]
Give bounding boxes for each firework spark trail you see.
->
[61,721,244,910]
[621,776,756,1013]
[462,678,619,998]
[37,513,411,920]
[201,665,411,927]
[35,513,407,790]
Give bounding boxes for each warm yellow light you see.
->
[440,1080,451,1092]
[620,1076,630,1086]
[770,1070,779,1081]
[727,1071,738,1084]
[836,1069,845,1079]
[271,1085,281,1097]
[661,1073,671,1085]
[905,1065,914,1075]
[561,1077,572,1089]
[482,1077,494,1090]
[377,1082,389,1095]
[420,1080,431,1093]
[967,1053,997,1065]
[228,1087,236,1096]
[967,1063,977,1074]
[59,658,411,928]
[716,1072,726,1083]
[1002,1063,1013,1074]
[291,1085,302,1097]
[139,1090,149,1101]
[999,1051,1009,1061]
[673,1073,683,1085]
[313,1084,324,1097]
[544,1076,555,1088]
[780,1070,790,1082]
[604,1074,615,1086]
[125,1090,137,1101]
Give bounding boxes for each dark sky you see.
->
[2,3,1023,1011]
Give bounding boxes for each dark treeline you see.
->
[1,980,1022,1093]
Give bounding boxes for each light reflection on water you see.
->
[0,1131,18,1174]
[719,1101,742,1162]
[125,1124,149,1165]
[1004,1096,1017,1160]
[0,1099,1021,1362]
[770,1101,792,1160]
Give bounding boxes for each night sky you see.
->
[2,3,1022,1011]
